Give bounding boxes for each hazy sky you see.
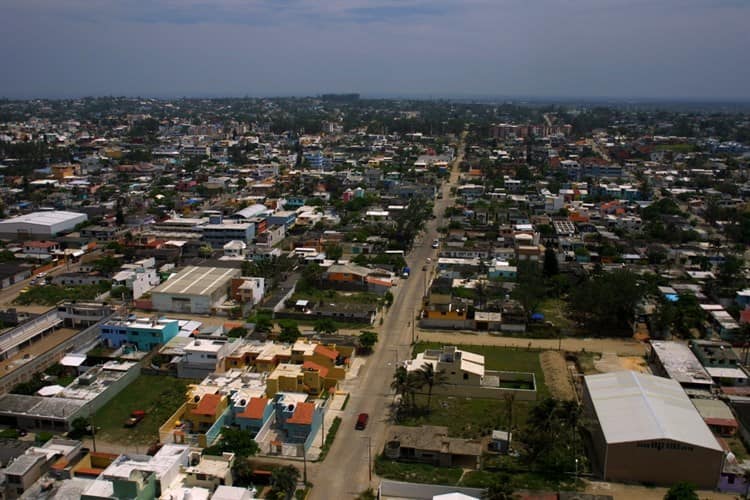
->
[2,0,749,100]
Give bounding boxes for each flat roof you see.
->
[151,266,239,297]
[585,371,721,450]
[650,341,713,386]
[0,211,86,227]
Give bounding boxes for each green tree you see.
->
[226,326,247,338]
[269,465,300,500]
[542,247,559,278]
[92,255,122,275]
[569,270,645,333]
[278,320,301,343]
[356,488,377,500]
[358,331,378,353]
[511,262,546,318]
[204,427,259,457]
[663,482,698,500]
[313,318,338,335]
[323,243,343,262]
[249,312,273,333]
[417,362,448,410]
[482,473,515,500]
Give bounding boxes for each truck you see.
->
[402,267,411,279]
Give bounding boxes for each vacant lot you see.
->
[94,375,193,445]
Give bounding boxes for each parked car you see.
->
[355,413,369,430]
[124,410,146,427]
[431,239,439,248]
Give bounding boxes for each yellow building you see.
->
[266,361,341,397]
[159,387,229,448]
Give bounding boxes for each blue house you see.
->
[234,396,273,436]
[99,317,180,351]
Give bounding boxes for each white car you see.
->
[431,239,439,248]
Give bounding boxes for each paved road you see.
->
[307,136,466,499]
[0,259,83,312]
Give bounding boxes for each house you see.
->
[182,451,234,492]
[176,338,241,379]
[0,263,32,289]
[230,277,265,305]
[234,396,272,435]
[222,240,246,258]
[692,398,739,436]
[99,317,180,351]
[21,240,60,260]
[404,346,536,401]
[384,425,483,469]
[689,339,749,386]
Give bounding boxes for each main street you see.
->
[307,134,465,499]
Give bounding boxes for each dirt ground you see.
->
[585,480,737,499]
[594,352,650,374]
[419,330,648,356]
[539,351,576,400]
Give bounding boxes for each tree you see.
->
[313,318,338,335]
[569,270,645,333]
[663,482,698,500]
[204,427,259,458]
[391,365,409,405]
[278,320,301,343]
[511,263,546,319]
[542,247,559,278]
[270,465,300,500]
[358,331,378,353]
[226,326,247,338]
[92,255,122,275]
[418,362,448,410]
[519,398,581,475]
[482,473,515,500]
[324,243,343,262]
[249,312,273,333]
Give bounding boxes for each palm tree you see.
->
[270,465,300,500]
[391,366,409,408]
[418,362,448,410]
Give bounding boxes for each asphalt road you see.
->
[307,135,465,499]
[0,259,83,311]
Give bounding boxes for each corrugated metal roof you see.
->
[585,371,721,450]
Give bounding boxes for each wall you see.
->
[605,441,723,489]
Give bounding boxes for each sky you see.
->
[2,0,749,100]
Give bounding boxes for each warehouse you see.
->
[150,266,240,314]
[0,211,87,240]
[583,371,724,489]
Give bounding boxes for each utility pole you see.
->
[302,445,308,484]
[321,412,325,447]
[90,414,97,452]
[363,436,372,482]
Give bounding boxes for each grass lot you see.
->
[727,435,749,461]
[401,343,548,438]
[461,468,580,491]
[537,298,577,333]
[94,375,193,445]
[655,143,696,153]
[374,456,463,485]
[14,283,110,306]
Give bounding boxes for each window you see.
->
[463,373,469,380]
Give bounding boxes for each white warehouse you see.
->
[0,211,87,240]
[150,266,240,314]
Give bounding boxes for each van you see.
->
[355,413,369,430]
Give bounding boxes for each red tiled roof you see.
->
[303,360,329,378]
[237,397,268,420]
[705,417,738,428]
[286,402,315,425]
[314,344,338,361]
[191,393,222,417]
[24,241,57,248]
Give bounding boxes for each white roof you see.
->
[0,210,86,227]
[60,353,87,367]
[37,385,65,396]
[585,371,721,450]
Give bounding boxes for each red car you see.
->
[355,413,369,430]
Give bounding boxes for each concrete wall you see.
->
[605,441,723,489]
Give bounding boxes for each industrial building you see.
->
[150,266,240,314]
[583,371,724,489]
[0,211,87,240]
